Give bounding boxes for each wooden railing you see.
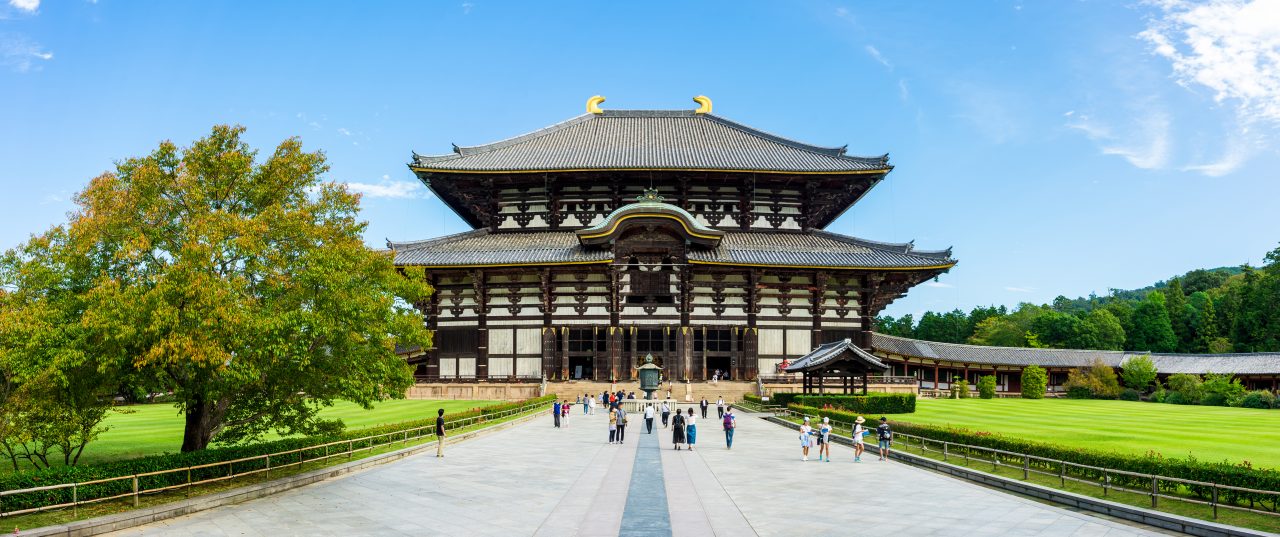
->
[413,374,541,383]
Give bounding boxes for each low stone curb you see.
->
[22,411,543,537]
[763,416,1278,537]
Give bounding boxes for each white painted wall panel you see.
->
[759,328,784,355]
[786,329,812,355]
[489,358,513,377]
[516,328,542,354]
[489,329,513,355]
[516,357,541,377]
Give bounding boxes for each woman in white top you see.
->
[799,417,813,461]
[685,408,697,451]
[852,415,866,463]
[817,417,832,462]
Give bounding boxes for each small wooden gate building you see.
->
[785,339,890,395]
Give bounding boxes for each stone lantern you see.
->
[637,353,663,400]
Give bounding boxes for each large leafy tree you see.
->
[1128,291,1178,353]
[6,126,431,452]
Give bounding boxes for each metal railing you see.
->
[0,401,547,519]
[770,407,1280,521]
[413,374,541,383]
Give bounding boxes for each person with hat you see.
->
[852,416,867,462]
[817,416,832,462]
[799,416,814,461]
[876,416,893,461]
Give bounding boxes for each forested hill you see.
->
[876,246,1280,354]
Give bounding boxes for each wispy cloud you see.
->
[337,127,352,136]
[1005,286,1034,293]
[1141,0,1280,126]
[1066,109,1171,170]
[7,0,38,13]
[461,2,473,15]
[865,45,892,70]
[344,175,428,200]
[0,33,52,72]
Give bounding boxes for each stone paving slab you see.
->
[103,408,1175,537]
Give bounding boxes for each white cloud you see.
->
[834,7,851,20]
[0,34,53,72]
[865,45,892,69]
[898,79,910,102]
[8,0,38,12]
[337,127,352,136]
[924,281,953,288]
[1066,110,1171,170]
[461,2,473,15]
[1005,286,1034,293]
[343,179,427,200]
[1140,0,1280,126]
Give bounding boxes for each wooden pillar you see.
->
[561,327,571,380]
[745,269,760,381]
[423,273,440,379]
[473,269,489,380]
[818,370,825,395]
[862,372,869,395]
[933,362,940,390]
[541,327,557,380]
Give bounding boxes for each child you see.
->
[818,417,832,462]
[799,417,813,461]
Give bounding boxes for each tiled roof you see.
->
[389,230,954,270]
[411,110,890,174]
[785,339,890,372]
[870,333,1280,375]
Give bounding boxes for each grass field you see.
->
[32,399,500,469]
[876,398,1280,469]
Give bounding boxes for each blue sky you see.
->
[3,1,1278,318]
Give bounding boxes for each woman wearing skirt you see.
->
[685,408,698,451]
[671,409,687,450]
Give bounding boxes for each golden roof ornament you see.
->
[636,188,665,203]
[693,95,712,114]
[587,95,606,115]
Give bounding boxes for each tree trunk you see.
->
[181,398,223,452]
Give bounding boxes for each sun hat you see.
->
[822,417,829,423]
[803,416,810,422]
[855,416,865,424]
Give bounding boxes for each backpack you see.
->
[877,423,891,440]
[723,414,734,429]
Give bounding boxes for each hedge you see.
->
[786,403,1280,506]
[793,394,916,414]
[0,394,556,513]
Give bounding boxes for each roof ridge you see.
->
[871,332,1124,355]
[701,114,889,164]
[811,230,954,260]
[387,229,489,250]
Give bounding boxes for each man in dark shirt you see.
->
[435,408,446,458]
[700,398,709,418]
[553,400,562,428]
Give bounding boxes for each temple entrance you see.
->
[628,327,675,382]
[705,356,732,381]
[568,356,593,380]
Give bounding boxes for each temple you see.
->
[392,96,956,383]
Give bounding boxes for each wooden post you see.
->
[132,475,139,507]
[862,372,869,395]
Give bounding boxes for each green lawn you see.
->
[878,398,1280,469]
[58,399,499,468]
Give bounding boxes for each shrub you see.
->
[1164,391,1188,405]
[1066,385,1093,399]
[1240,391,1276,410]
[977,375,997,399]
[1151,383,1167,403]
[1121,354,1158,392]
[1166,374,1203,404]
[1062,358,1121,399]
[1021,365,1047,399]
[782,406,1280,507]
[950,377,969,399]
[793,393,916,414]
[1202,373,1246,407]
[1119,388,1140,401]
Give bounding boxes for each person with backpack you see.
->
[722,408,736,449]
[616,406,628,444]
[644,404,655,433]
[876,416,892,461]
[671,407,687,450]
[852,416,867,463]
[661,401,671,428]
[608,404,619,444]
[817,416,832,462]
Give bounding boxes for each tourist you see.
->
[666,388,672,400]
[817,417,832,462]
[562,399,570,429]
[716,397,725,419]
[686,408,697,451]
[588,393,597,415]
[553,400,561,428]
[616,405,628,443]
[608,405,619,444]
[435,408,446,458]
[799,417,813,461]
[671,406,687,450]
[852,416,867,462]
[876,417,893,461]
[723,408,736,449]
[699,397,709,418]
[583,393,590,415]
[661,401,671,428]
[627,391,636,400]
[644,404,655,433]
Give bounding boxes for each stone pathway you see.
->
[107,406,1168,537]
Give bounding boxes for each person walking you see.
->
[553,400,562,428]
[876,417,893,461]
[435,408,446,458]
[699,397,709,419]
[685,408,698,451]
[608,405,619,444]
[661,401,671,428]
[722,408,736,449]
[562,400,571,429]
[852,416,867,462]
[671,407,687,450]
[583,393,590,415]
[616,406,628,444]
[716,397,725,419]
[817,417,832,462]
[799,417,814,461]
[644,404,655,434]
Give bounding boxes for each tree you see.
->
[1120,354,1158,392]
[1082,309,1126,350]
[1062,358,1122,399]
[4,126,432,452]
[977,375,997,399]
[1128,291,1178,352]
[1021,365,1047,399]
[915,309,969,343]
[968,316,1027,347]
[1163,278,1191,351]
[1185,291,1219,352]
[875,314,915,338]
[1165,373,1203,404]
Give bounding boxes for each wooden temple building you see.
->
[392,96,957,383]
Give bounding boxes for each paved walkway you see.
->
[109,407,1166,537]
